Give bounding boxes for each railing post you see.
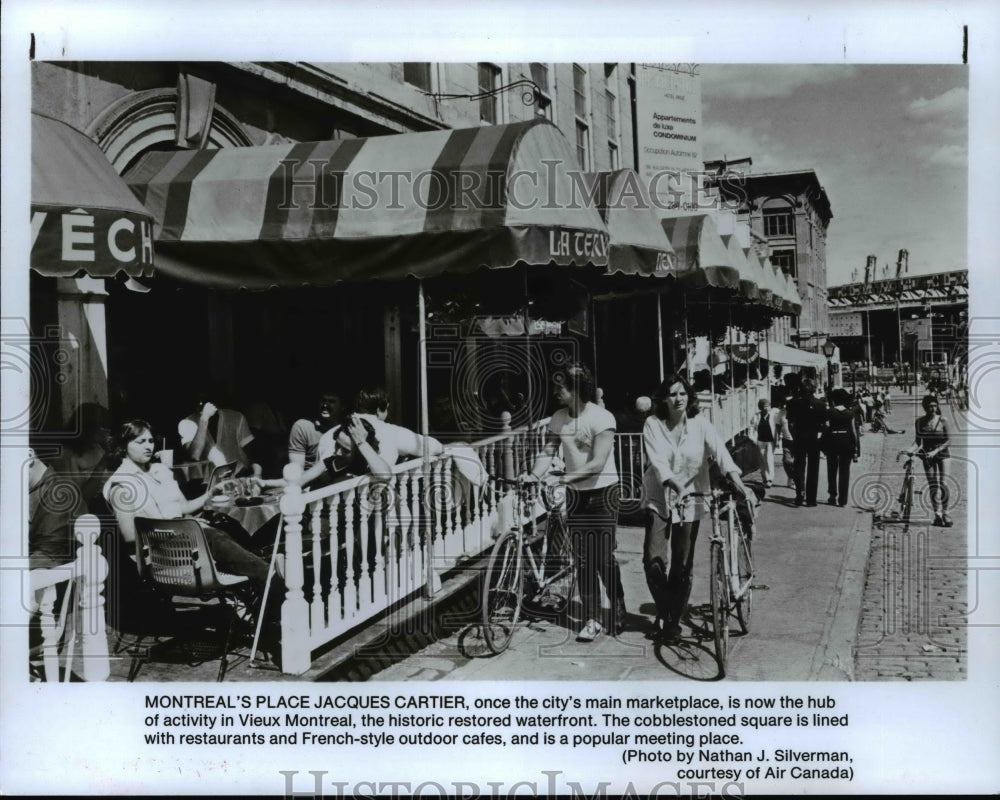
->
[279,463,310,674]
[500,411,514,481]
[75,514,109,682]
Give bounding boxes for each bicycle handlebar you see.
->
[673,487,759,517]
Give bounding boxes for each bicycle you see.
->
[481,474,577,654]
[879,449,925,531]
[684,488,756,677]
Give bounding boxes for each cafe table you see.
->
[206,489,283,538]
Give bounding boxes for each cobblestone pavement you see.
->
[853,392,967,680]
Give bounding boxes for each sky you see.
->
[699,64,968,287]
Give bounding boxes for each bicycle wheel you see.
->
[899,476,913,526]
[733,517,754,635]
[481,532,523,654]
[709,540,730,676]
[524,512,577,617]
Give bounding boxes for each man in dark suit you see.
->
[785,376,827,507]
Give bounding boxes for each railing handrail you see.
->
[297,417,554,506]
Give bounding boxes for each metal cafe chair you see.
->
[133,516,253,682]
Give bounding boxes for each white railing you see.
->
[28,514,109,682]
[274,415,550,674]
[698,379,770,444]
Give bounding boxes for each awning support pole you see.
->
[418,279,438,599]
[656,292,665,383]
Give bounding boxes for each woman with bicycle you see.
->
[641,373,756,641]
[907,394,953,527]
[528,362,624,642]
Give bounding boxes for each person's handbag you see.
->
[781,438,795,473]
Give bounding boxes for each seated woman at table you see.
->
[103,419,276,593]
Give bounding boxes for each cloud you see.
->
[701,64,860,100]
[925,143,968,169]
[905,87,968,121]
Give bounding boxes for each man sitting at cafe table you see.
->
[177,394,257,476]
[287,391,342,477]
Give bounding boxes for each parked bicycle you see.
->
[481,474,577,654]
[685,488,756,677]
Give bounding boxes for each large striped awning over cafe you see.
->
[125,119,610,289]
[586,169,676,278]
[31,112,155,278]
[659,213,740,290]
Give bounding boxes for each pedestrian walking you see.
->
[822,388,860,506]
[786,376,827,507]
[908,394,953,527]
[749,398,791,489]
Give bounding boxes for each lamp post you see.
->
[822,340,837,394]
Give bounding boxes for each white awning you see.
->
[762,340,827,368]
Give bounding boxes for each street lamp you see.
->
[822,340,837,393]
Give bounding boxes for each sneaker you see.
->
[794,496,804,507]
[806,501,818,507]
[933,514,944,527]
[577,619,602,642]
[828,496,837,506]
[942,512,953,527]
[764,481,773,489]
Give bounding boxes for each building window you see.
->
[608,141,620,170]
[529,62,553,120]
[576,123,591,170]
[771,249,797,278]
[573,64,588,118]
[403,62,433,93]
[478,63,502,124]
[762,202,795,237]
[573,64,591,170]
[605,87,620,169]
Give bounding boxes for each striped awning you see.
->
[125,119,610,289]
[746,249,775,308]
[659,213,740,290]
[31,112,155,278]
[586,169,675,278]
[763,340,826,369]
[781,269,803,315]
[720,234,760,301]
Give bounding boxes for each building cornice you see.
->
[232,61,448,134]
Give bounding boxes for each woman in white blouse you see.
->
[641,373,755,641]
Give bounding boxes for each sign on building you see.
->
[829,312,862,337]
[635,63,702,208]
[901,318,931,351]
